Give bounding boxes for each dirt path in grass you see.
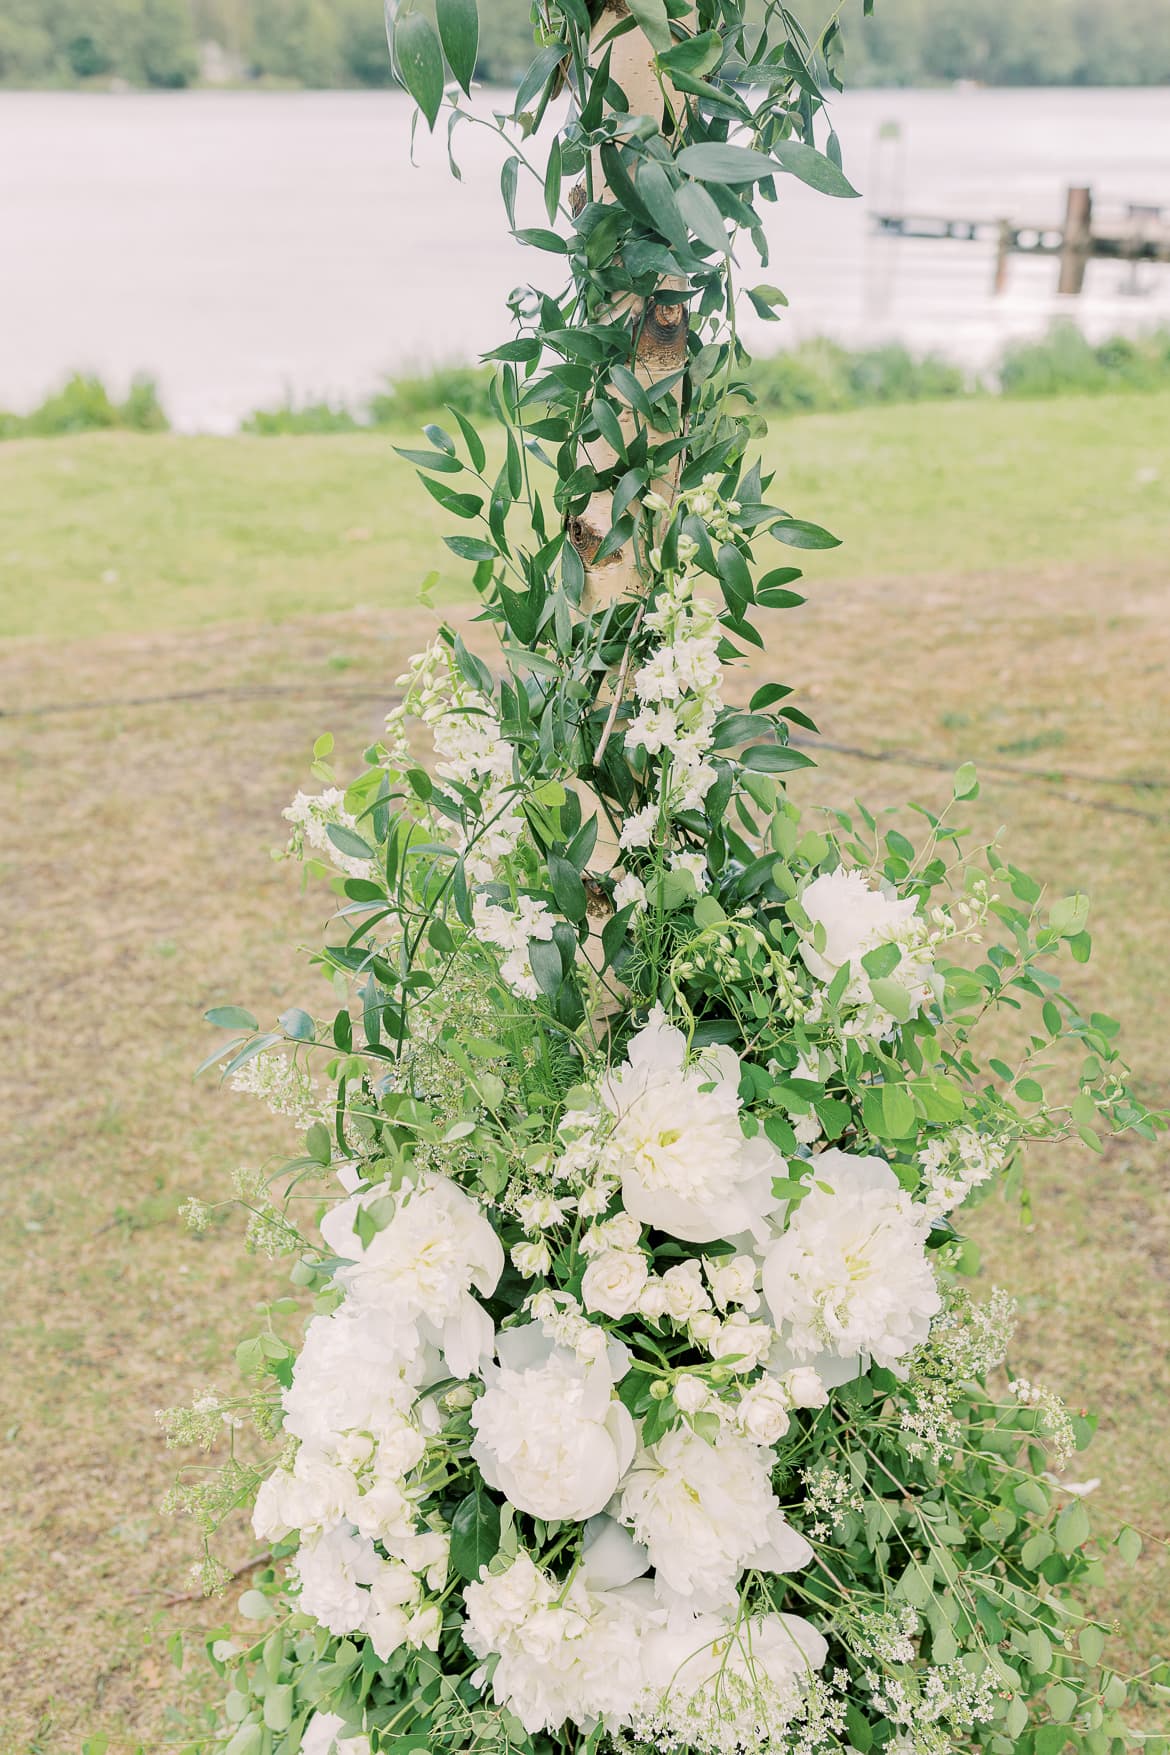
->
[1,560,1166,1750]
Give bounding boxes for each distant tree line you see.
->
[2,0,1168,89]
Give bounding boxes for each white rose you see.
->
[708,1313,774,1373]
[661,1259,711,1321]
[704,1253,761,1313]
[672,1374,710,1415]
[736,1378,791,1445]
[613,871,647,913]
[582,1248,650,1319]
[600,1010,784,1244]
[471,1326,636,1522]
[784,1366,830,1409]
[637,1278,671,1320]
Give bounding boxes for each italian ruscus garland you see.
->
[164,6,1167,1755]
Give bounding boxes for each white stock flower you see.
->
[798,868,937,1020]
[334,1173,504,1379]
[471,1326,636,1522]
[619,804,659,851]
[582,1248,650,1319]
[670,850,709,892]
[600,1011,783,1244]
[613,871,647,913]
[283,789,371,879]
[617,1425,812,1612]
[762,1149,941,1374]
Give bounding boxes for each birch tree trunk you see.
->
[569,1,692,615]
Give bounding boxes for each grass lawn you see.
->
[1,393,1167,1752]
[2,392,1169,641]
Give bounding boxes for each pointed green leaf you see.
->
[205,1005,259,1031]
[772,138,860,198]
[393,12,444,130]
[436,0,478,95]
[677,143,778,184]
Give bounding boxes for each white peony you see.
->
[471,1325,636,1522]
[281,1301,438,1455]
[334,1173,504,1378]
[463,1539,658,1734]
[616,1425,811,1612]
[582,1248,650,1319]
[762,1149,941,1374]
[600,1011,783,1244]
[636,1606,828,1746]
[798,868,937,1020]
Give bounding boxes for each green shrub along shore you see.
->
[5,327,1170,441]
[6,329,1170,442]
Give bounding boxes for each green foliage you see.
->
[999,323,1170,399]
[0,371,170,439]
[749,339,965,415]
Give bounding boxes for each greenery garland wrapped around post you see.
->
[169,5,1166,1754]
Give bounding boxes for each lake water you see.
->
[2,87,1169,430]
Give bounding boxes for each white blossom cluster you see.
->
[229,1048,321,1128]
[389,641,524,883]
[472,892,557,1001]
[917,1125,1009,1218]
[617,476,734,876]
[254,999,959,1753]
[283,787,372,879]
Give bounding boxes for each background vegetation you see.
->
[3,0,1170,89]
[2,390,1166,1749]
[6,329,1170,443]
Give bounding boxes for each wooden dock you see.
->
[871,186,1170,295]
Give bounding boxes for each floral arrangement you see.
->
[165,4,1165,1755]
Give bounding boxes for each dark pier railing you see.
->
[871,186,1170,295]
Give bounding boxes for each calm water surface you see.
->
[1,87,1169,429]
